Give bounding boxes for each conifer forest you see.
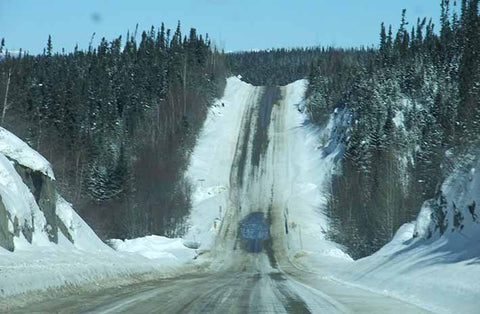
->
[0,0,479,260]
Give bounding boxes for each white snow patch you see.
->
[393,110,405,128]
[413,203,433,238]
[0,127,54,179]
[110,236,196,262]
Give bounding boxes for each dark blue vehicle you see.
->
[239,212,269,253]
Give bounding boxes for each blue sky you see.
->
[0,0,442,55]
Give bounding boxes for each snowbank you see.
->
[305,154,480,313]
[0,240,186,299]
[280,80,351,261]
[0,127,54,179]
[110,235,196,262]
[285,86,480,313]
[184,76,259,250]
[0,198,194,300]
[1,198,198,300]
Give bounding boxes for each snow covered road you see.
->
[5,78,433,313]
[9,259,430,313]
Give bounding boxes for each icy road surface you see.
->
[9,80,431,313]
[10,258,430,313]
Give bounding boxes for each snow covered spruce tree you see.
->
[306,0,480,258]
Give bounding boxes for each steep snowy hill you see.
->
[183,77,350,261]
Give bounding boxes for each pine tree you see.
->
[457,0,480,142]
[46,35,53,57]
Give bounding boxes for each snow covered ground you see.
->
[277,80,351,262]
[186,77,480,313]
[285,103,480,313]
[184,76,260,250]
[183,77,350,260]
[327,155,480,314]
[2,76,479,313]
[0,127,199,304]
[110,235,196,261]
[1,77,261,304]
[0,237,193,298]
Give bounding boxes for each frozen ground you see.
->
[2,77,479,313]
[7,77,431,313]
[184,76,480,313]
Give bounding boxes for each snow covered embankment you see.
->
[331,154,480,314]
[0,127,195,302]
[184,76,257,251]
[279,85,480,313]
[278,80,351,262]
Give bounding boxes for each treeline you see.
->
[0,22,227,239]
[227,48,374,86]
[306,0,479,258]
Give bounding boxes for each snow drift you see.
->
[300,146,480,313]
[110,235,196,261]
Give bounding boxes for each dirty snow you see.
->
[184,76,257,250]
